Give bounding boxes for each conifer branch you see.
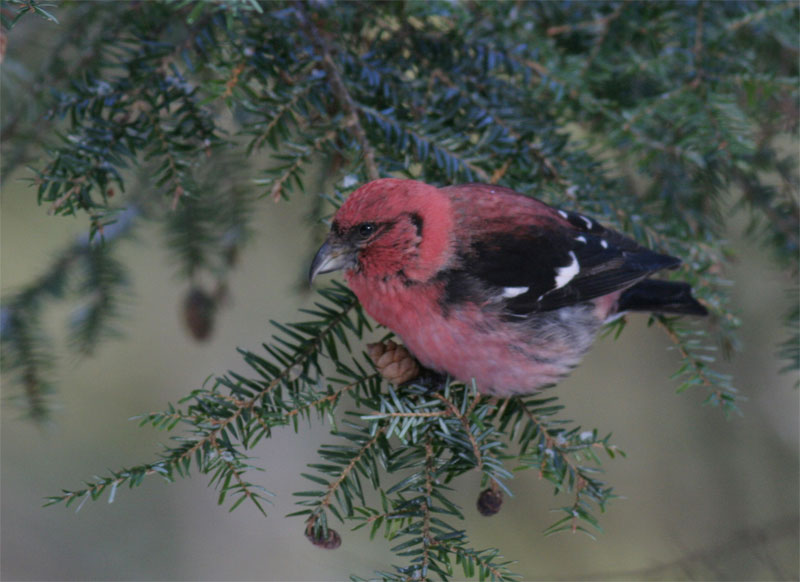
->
[248,81,317,152]
[581,3,626,74]
[653,315,738,415]
[221,61,247,100]
[692,1,705,85]
[419,437,435,580]
[283,379,363,420]
[177,298,362,464]
[299,7,380,181]
[432,393,485,471]
[6,3,797,579]
[266,128,338,201]
[359,105,492,182]
[726,2,796,31]
[320,426,385,515]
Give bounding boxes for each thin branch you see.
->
[726,2,796,32]
[366,410,449,419]
[621,84,693,132]
[300,8,380,181]
[489,158,512,185]
[221,61,247,100]
[283,378,369,419]
[145,108,185,211]
[269,128,338,201]
[209,433,265,514]
[692,1,705,86]
[654,316,729,406]
[1,204,140,337]
[250,82,316,151]
[431,541,508,581]
[518,400,592,523]
[432,393,484,471]
[419,437,435,580]
[582,3,626,74]
[314,425,386,519]
[179,298,359,464]
[546,6,623,38]
[359,105,492,182]
[490,115,565,183]
[734,168,800,251]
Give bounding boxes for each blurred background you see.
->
[2,169,798,580]
[2,2,799,580]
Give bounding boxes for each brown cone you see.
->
[477,487,504,516]
[305,526,342,550]
[183,287,216,341]
[366,340,420,385]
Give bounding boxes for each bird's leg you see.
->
[409,367,448,392]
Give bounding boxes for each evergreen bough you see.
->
[2,1,797,579]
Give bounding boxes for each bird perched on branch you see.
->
[309,178,707,397]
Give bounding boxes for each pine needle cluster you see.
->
[2,1,797,579]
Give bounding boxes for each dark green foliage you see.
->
[44,281,620,579]
[3,1,798,579]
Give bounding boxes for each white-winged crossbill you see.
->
[309,179,707,397]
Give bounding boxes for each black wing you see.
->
[441,212,680,315]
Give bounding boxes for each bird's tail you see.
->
[618,280,708,316]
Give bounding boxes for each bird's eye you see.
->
[358,222,376,238]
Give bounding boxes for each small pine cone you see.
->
[305,526,342,550]
[223,244,239,267]
[366,340,420,385]
[183,287,216,341]
[477,487,504,517]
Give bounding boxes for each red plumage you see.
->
[310,178,706,396]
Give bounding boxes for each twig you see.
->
[429,541,508,581]
[177,296,360,465]
[419,67,564,184]
[251,82,315,151]
[317,426,386,513]
[269,128,338,201]
[221,61,246,99]
[300,9,380,181]
[1,204,140,338]
[519,400,589,521]
[547,7,622,38]
[491,115,565,183]
[654,316,728,406]
[47,178,86,214]
[368,410,449,419]
[360,104,492,182]
[692,1,705,86]
[283,378,367,419]
[209,433,263,512]
[432,393,484,471]
[490,158,512,184]
[734,168,800,251]
[726,2,796,32]
[419,437,435,580]
[582,3,626,74]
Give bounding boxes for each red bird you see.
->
[309,179,707,397]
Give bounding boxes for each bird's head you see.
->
[309,178,454,283]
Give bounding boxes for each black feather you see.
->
[618,280,708,315]
[446,221,683,315]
